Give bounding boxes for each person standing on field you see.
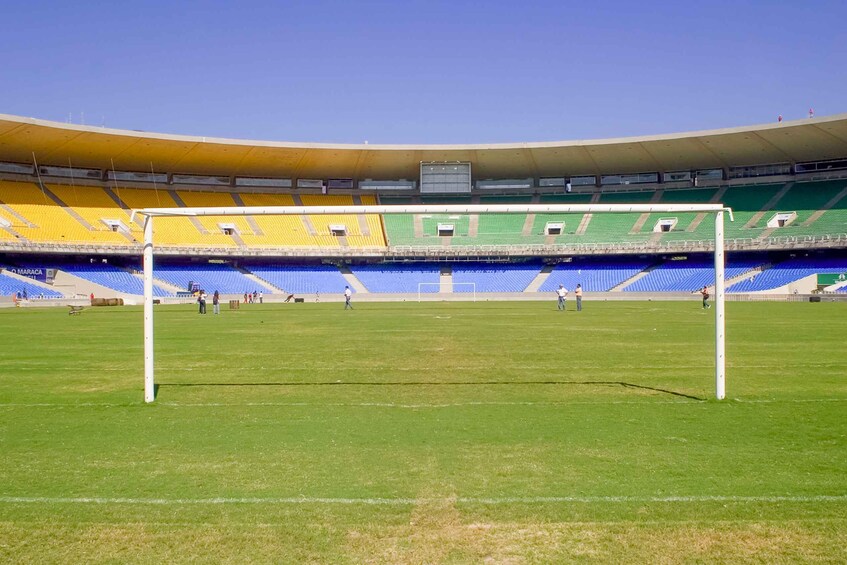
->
[212,290,220,314]
[198,290,207,314]
[701,286,711,309]
[556,284,568,311]
[344,286,353,309]
[575,284,583,311]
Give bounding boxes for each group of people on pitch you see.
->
[555,284,583,311]
[554,284,712,310]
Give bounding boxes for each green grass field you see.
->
[1,300,845,563]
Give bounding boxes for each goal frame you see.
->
[417,282,476,302]
[133,203,733,403]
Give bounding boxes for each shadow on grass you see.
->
[159,381,704,401]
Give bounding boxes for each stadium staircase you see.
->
[524,264,554,292]
[630,190,664,234]
[231,193,265,236]
[743,182,794,229]
[168,190,209,234]
[440,266,452,292]
[685,186,727,233]
[610,263,659,291]
[36,183,98,232]
[233,266,282,293]
[799,182,847,228]
[50,270,125,300]
[291,195,318,236]
[134,272,185,294]
[339,265,368,293]
[723,263,772,290]
[824,279,847,292]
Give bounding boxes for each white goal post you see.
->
[132,203,734,403]
[418,282,476,302]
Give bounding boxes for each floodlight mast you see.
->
[137,204,732,403]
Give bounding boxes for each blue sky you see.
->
[1,0,844,144]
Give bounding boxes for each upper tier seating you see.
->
[451,262,542,292]
[177,190,253,243]
[242,264,351,294]
[0,178,845,251]
[761,180,847,238]
[300,194,385,248]
[0,181,121,244]
[116,187,235,247]
[47,184,136,245]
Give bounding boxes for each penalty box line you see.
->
[1,495,845,506]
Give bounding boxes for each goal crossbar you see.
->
[135,203,733,403]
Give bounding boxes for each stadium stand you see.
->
[177,190,254,243]
[727,257,847,292]
[475,195,533,245]
[54,263,172,297]
[238,193,312,247]
[300,194,385,247]
[0,176,844,254]
[767,180,847,237]
[623,258,763,292]
[116,187,235,247]
[349,262,441,293]
[243,263,350,294]
[0,272,63,298]
[451,262,542,292]
[720,183,784,239]
[0,181,111,244]
[637,188,718,240]
[47,184,136,244]
[152,263,269,294]
[539,259,652,292]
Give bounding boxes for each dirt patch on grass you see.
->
[346,509,847,564]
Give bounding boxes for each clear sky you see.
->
[1,0,844,144]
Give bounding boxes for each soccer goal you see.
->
[133,203,733,403]
[417,282,476,302]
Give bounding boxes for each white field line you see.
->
[0,495,844,506]
[1,398,846,409]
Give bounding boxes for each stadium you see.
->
[1,109,846,561]
[2,111,847,304]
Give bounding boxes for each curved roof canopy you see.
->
[1,112,846,179]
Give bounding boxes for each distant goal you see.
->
[417,282,476,302]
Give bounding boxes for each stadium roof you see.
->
[1,112,846,179]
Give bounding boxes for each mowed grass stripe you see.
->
[2,495,846,505]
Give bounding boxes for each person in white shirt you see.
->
[556,284,568,311]
[344,286,353,309]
